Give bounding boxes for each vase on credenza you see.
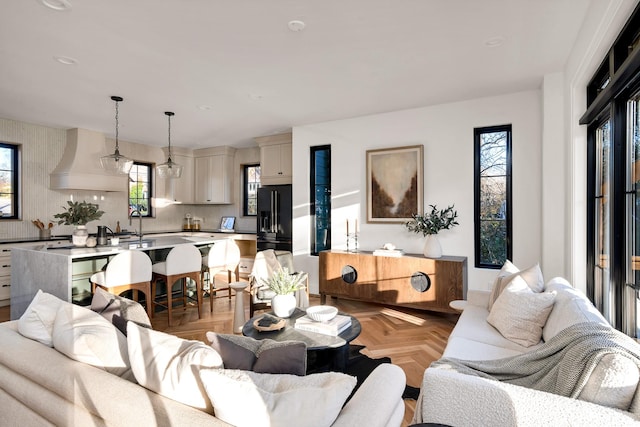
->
[72,225,89,247]
[423,234,442,258]
[271,294,296,318]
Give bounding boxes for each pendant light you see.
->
[100,96,133,174]
[157,111,183,178]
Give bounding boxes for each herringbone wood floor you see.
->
[0,290,458,426]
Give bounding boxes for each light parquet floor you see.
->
[0,290,458,427]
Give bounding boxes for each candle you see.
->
[346,219,349,235]
[355,218,358,233]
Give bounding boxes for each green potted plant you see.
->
[260,267,306,318]
[54,201,105,246]
[404,204,459,258]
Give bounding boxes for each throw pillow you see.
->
[52,302,133,380]
[199,368,357,427]
[90,287,151,336]
[206,332,307,376]
[17,289,66,347]
[127,322,223,412]
[488,260,520,310]
[487,284,556,347]
[488,263,544,311]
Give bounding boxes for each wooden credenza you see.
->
[319,250,467,313]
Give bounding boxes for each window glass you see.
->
[311,145,331,255]
[244,164,260,216]
[474,126,511,268]
[129,162,152,217]
[0,143,18,219]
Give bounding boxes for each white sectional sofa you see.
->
[414,274,640,426]
[0,290,406,427]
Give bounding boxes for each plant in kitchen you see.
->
[54,200,104,226]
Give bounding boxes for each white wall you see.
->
[293,90,542,294]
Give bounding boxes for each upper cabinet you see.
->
[255,132,292,185]
[193,146,236,204]
[161,147,194,204]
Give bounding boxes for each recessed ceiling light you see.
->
[39,0,72,11]
[53,55,77,65]
[288,20,306,32]
[197,105,214,111]
[484,36,505,48]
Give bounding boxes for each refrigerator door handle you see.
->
[274,191,279,233]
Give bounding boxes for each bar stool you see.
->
[151,244,203,326]
[90,250,153,319]
[201,239,241,311]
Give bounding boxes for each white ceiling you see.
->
[0,0,592,149]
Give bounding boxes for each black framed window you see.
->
[581,3,640,335]
[310,145,331,255]
[243,164,260,216]
[129,162,152,217]
[0,143,19,219]
[474,125,512,268]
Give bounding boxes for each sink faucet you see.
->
[129,209,143,244]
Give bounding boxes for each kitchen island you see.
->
[10,233,256,320]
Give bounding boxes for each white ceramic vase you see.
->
[72,225,89,247]
[271,294,296,318]
[423,234,442,258]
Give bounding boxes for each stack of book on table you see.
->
[294,314,352,336]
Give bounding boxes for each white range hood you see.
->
[50,128,128,192]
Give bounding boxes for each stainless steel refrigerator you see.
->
[257,185,292,252]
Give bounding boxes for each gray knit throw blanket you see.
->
[432,321,640,399]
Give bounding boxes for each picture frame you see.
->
[366,145,423,223]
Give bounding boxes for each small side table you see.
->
[230,282,248,333]
[449,300,468,312]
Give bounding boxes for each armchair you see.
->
[249,249,309,317]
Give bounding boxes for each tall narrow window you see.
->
[129,162,152,217]
[0,143,19,219]
[626,92,640,336]
[474,125,512,268]
[311,145,331,255]
[243,164,260,216]
[594,120,612,319]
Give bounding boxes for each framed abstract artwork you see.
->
[366,145,423,223]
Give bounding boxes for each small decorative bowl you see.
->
[306,305,338,322]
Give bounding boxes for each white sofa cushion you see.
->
[449,304,543,354]
[487,285,556,347]
[17,290,66,347]
[578,353,640,410]
[199,368,356,427]
[443,336,527,360]
[488,260,520,310]
[52,302,133,380]
[126,322,223,412]
[542,281,608,342]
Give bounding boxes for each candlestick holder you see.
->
[346,232,359,253]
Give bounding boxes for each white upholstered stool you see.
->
[151,244,203,326]
[90,250,153,319]
[202,239,241,311]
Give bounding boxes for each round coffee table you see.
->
[242,308,361,372]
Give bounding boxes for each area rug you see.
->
[308,344,420,400]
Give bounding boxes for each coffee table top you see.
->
[242,308,361,350]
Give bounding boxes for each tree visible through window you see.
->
[474,125,512,268]
[244,164,260,216]
[0,143,19,219]
[129,162,152,217]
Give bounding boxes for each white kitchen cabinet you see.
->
[255,132,292,185]
[193,146,236,204]
[160,148,194,204]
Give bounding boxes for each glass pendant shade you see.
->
[101,96,133,175]
[157,111,182,178]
